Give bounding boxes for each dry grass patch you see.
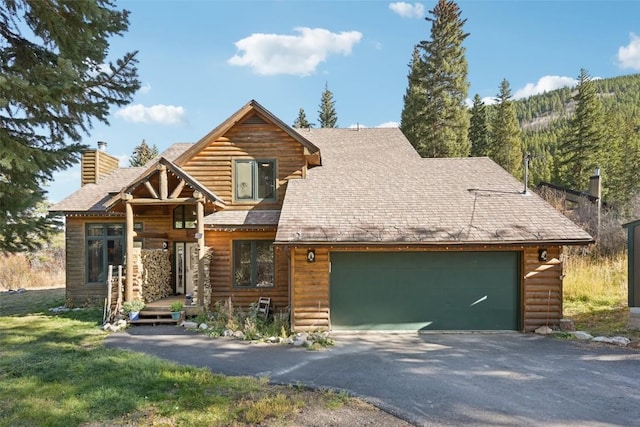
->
[563,253,640,340]
[0,250,64,291]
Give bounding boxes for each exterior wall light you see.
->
[307,249,316,262]
[538,248,548,262]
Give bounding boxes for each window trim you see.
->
[232,240,275,289]
[233,158,277,203]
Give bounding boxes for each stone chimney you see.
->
[81,141,120,186]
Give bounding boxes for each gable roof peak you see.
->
[174,100,320,165]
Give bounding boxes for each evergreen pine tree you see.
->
[469,94,491,157]
[400,0,470,157]
[318,83,338,128]
[130,140,159,167]
[292,108,313,128]
[601,112,640,209]
[557,69,606,191]
[400,46,428,153]
[0,0,140,253]
[490,79,523,177]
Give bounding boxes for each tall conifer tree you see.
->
[318,83,337,128]
[469,94,491,157]
[490,79,523,177]
[292,108,312,128]
[400,0,470,157]
[400,46,428,152]
[557,69,606,190]
[130,140,159,167]
[0,0,140,252]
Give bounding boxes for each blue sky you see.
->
[48,0,640,202]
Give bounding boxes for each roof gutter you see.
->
[273,239,595,247]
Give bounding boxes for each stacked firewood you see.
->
[140,249,172,302]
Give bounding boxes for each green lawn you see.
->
[0,294,344,427]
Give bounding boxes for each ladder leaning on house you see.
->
[104,265,124,324]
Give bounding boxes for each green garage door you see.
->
[330,251,519,331]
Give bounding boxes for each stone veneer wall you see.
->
[190,247,212,307]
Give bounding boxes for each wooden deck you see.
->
[128,295,202,326]
[144,295,202,316]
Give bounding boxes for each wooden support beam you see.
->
[133,231,169,239]
[197,200,205,307]
[125,201,134,302]
[143,181,159,199]
[169,179,186,199]
[159,164,168,200]
[127,197,198,205]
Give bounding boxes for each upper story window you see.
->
[235,159,276,202]
[173,205,196,229]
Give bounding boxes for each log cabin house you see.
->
[50,100,593,332]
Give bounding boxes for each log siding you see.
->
[206,230,289,313]
[180,122,307,209]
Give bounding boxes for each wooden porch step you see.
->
[128,310,184,326]
[128,318,181,325]
[140,310,175,316]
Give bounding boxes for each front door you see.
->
[175,242,197,295]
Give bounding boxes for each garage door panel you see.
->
[330,251,519,331]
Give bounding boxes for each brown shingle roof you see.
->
[50,167,145,213]
[275,128,593,244]
[50,143,193,213]
[204,210,280,227]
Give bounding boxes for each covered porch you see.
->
[103,157,224,309]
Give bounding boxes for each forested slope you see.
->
[511,73,640,209]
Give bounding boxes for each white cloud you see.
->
[465,97,497,108]
[347,121,399,129]
[482,96,498,106]
[617,33,640,70]
[513,75,577,99]
[376,121,399,128]
[138,83,152,95]
[115,104,186,125]
[389,2,425,18]
[228,27,363,76]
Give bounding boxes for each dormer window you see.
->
[235,159,276,202]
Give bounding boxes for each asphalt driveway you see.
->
[105,327,640,426]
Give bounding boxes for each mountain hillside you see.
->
[511,73,640,208]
